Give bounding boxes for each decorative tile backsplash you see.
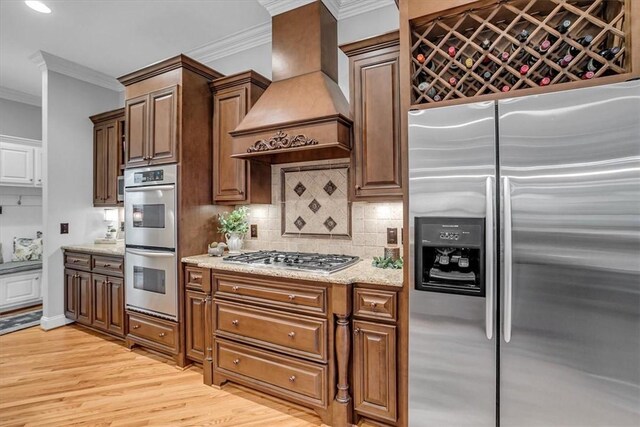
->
[281,163,350,237]
[239,160,403,259]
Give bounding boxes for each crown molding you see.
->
[29,50,123,92]
[257,0,394,19]
[187,22,272,65]
[0,134,42,146]
[0,86,41,107]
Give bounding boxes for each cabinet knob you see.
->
[288,294,296,301]
[233,358,240,365]
[102,280,107,285]
[231,319,239,326]
[370,301,378,309]
[38,179,42,182]
[132,324,140,329]
[29,178,33,182]
[354,328,361,334]
[104,263,111,267]
[289,375,296,383]
[158,332,166,337]
[107,281,112,286]
[355,184,361,190]
[232,286,239,292]
[288,331,296,338]
[73,259,79,263]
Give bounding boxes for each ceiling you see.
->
[0,0,271,98]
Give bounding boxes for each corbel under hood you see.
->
[230,0,352,164]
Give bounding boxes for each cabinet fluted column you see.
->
[332,284,353,426]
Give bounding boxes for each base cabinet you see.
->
[185,289,207,362]
[63,251,126,339]
[353,320,397,424]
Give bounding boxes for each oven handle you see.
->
[125,185,175,192]
[126,248,175,258]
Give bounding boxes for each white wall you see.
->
[0,98,42,140]
[41,70,120,329]
[0,187,42,263]
[203,4,399,99]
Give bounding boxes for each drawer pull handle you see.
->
[288,331,296,338]
[233,359,240,365]
[354,327,361,334]
[73,259,79,263]
[104,263,111,267]
[370,301,378,309]
[232,286,239,292]
[289,375,296,382]
[158,332,166,337]
[288,294,296,300]
[231,320,239,326]
[132,325,140,329]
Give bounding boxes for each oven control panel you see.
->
[134,170,164,184]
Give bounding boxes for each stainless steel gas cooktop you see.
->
[223,251,359,274]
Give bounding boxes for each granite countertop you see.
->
[182,254,403,287]
[62,242,125,256]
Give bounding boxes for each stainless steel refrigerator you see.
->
[408,80,640,427]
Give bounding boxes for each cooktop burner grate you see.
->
[223,251,359,274]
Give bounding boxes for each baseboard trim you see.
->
[40,314,73,330]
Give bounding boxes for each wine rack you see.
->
[410,0,628,106]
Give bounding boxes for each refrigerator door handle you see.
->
[485,177,494,340]
[503,176,513,343]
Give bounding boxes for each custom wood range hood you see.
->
[230,0,352,164]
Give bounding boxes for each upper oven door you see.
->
[125,183,176,249]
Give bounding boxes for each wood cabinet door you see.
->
[352,47,402,200]
[107,276,125,337]
[93,124,108,205]
[64,269,78,320]
[125,94,148,168]
[104,120,120,205]
[186,290,207,362]
[353,320,397,423]
[148,85,179,165]
[92,274,108,331]
[213,86,248,202]
[76,271,92,325]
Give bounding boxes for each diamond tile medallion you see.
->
[281,163,351,237]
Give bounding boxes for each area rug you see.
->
[0,309,42,335]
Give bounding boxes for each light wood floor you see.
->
[0,325,330,426]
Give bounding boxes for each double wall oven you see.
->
[124,165,178,320]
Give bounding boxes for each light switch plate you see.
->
[60,223,69,234]
[250,224,258,238]
[387,227,398,245]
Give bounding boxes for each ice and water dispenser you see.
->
[414,217,485,297]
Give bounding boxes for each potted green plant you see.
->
[217,206,249,254]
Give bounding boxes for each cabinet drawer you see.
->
[127,312,178,354]
[215,276,326,315]
[92,255,124,277]
[185,266,206,292]
[216,339,327,405]
[354,288,397,321]
[215,301,327,361]
[64,252,91,270]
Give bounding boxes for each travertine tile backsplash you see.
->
[239,160,403,259]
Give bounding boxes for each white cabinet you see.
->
[0,271,42,312]
[0,136,42,187]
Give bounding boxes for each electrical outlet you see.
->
[60,223,69,234]
[250,224,258,238]
[387,227,398,245]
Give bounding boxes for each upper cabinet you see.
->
[0,136,42,187]
[118,55,223,170]
[210,71,272,205]
[341,31,403,201]
[91,108,125,207]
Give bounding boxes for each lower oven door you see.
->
[125,247,177,320]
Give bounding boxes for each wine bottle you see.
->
[587,58,601,72]
[417,81,429,91]
[511,29,529,59]
[549,19,572,44]
[501,85,511,92]
[535,39,552,55]
[568,34,593,56]
[427,87,437,99]
[449,76,458,87]
[482,70,493,81]
[516,29,530,42]
[527,54,540,66]
[417,71,430,92]
[481,39,492,50]
[519,64,530,76]
[500,51,510,62]
[599,46,621,60]
[579,70,595,80]
[557,54,573,68]
[464,57,474,70]
[539,76,551,86]
[448,46,459,70]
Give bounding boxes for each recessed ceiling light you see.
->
[25,1,51,14]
